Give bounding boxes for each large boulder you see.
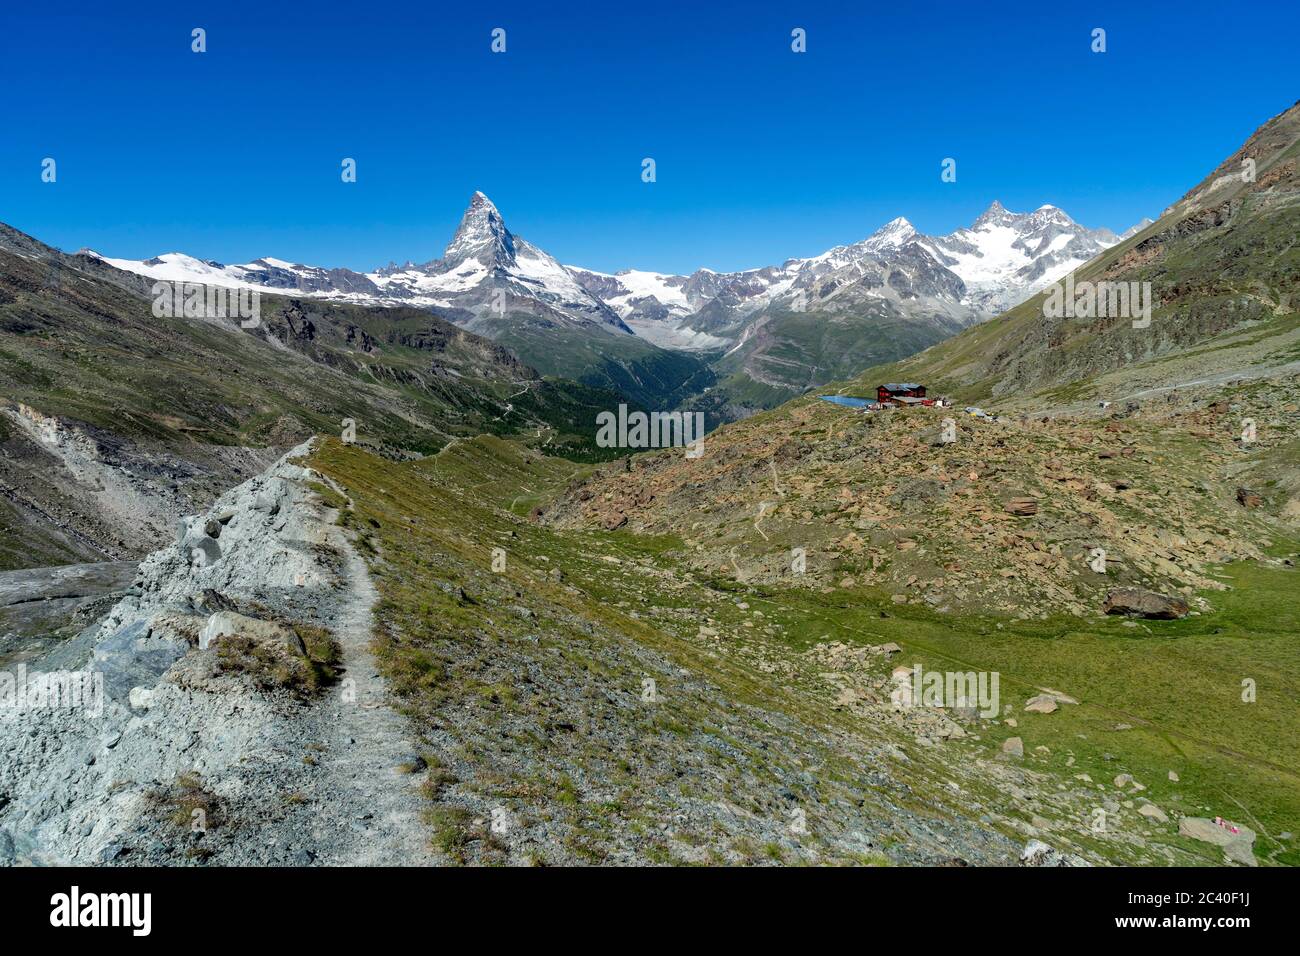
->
[91,617,189,702]
[1178,817,1256,866]
[1235,487,1263,509]
[1020,839,1090,867]
[199,610,306,656]
[1138,803,1169,823]
[1101,588,1189,620]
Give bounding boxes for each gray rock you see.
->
[190,536,222,567]
[1019,839,1088,867]
[97,842,126,863]
[253,486,283,516]
[1138,803,1168,823]
[1101,588,1189,619]
[199,610,306,656]
[1178,817,1256,866]
[92,618,188,702]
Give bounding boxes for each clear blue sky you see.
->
[1,0,1296,274]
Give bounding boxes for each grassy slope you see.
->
[312,434,1300,865]
[311,437,1006,864]
[0,497,99,569]
[799,562,1300,863]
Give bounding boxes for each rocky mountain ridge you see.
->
[0,442,435,865]
[89,194,1132,418]
[97,196,1127,355]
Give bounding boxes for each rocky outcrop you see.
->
[1236,487,1264,509]
[1004,497,1039,516]
[1020,838,1090,867]
[0,440,431,866]
[546,393,1266,619]
[1178,817,1257,866]
[1101,588,1190,620]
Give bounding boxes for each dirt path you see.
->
[298,520,436,866]
[1037,358,1300,419]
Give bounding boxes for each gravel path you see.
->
[0,446,438,866]
[301,519,435,865]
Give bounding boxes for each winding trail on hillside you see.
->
[1039,358,1300,419]
[298,508,436,866]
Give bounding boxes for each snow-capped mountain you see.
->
[97,194,1129,354]
[89,251,387,301]
[365,192,629,335]
[93,193,1138,417]
[1121,217,1156,239]
[568,202,1126,349]
[93,192,628,337]
[914,201,1120,313]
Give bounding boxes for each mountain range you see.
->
[91,194,1136,419]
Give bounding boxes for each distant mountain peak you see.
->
[969,200,1082,233]
[861,216,918,251]
[972,200,1015,228]
[877,215,917,235]
[1120,217,1156,239]
[444,191,515,267]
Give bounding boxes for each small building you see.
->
[877,382,927,405]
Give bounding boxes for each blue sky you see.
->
[1,0,1296,274]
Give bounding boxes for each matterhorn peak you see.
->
[444,190,515,267]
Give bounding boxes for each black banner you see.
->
[0,865,1288,941]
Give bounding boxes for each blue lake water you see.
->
[819,395,873,408]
